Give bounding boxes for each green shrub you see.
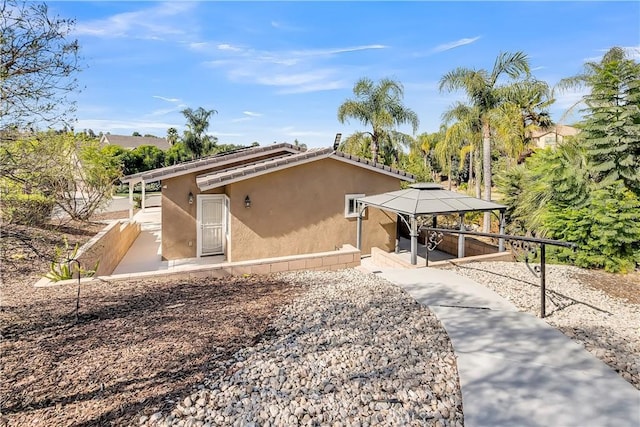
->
[45,239,99,282]
[1,193,55,225]
[542,182,640,273]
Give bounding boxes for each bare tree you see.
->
[0,0,81,129]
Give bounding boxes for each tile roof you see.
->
[196,149,415,191]
[121,142,416,187]
[530,124,580,139]
[196,148,333,190]
[332,151,414,179]
[121,143,302,183]
[101,134,171,150]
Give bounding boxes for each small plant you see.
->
[45,238,99,282]
[133,195,142,209]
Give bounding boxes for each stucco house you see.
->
[530,125,580,149]
[121,143,414,262]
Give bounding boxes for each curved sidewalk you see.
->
[364,264,640,427]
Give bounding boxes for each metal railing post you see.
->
[540,244,546,318]
[421,227,576,319]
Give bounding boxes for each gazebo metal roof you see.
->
[355,183,507,266]
[357,183,506,217]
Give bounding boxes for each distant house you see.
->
[100,134,171,151]
[530,125,580,149]
[121,143,414,262]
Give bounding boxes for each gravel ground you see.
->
[444,261,640,389]
[143,270,464,427]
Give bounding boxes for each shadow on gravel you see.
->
[451,263,613,316]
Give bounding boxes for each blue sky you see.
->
[51,1,639,148]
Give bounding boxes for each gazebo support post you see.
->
[128,183,134,219]
[458,213,465,258]
[141,179,146,212]
[395,215,401,253]
[356,208,363,250]
[410,215,418,265]
[498,210,506,252]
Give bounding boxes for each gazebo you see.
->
[356,183,508,265]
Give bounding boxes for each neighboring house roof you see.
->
[530,124,580,139]
[100,134,171,150]
[358,183,506,216]
[121,143,415,186]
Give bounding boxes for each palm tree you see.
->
[434,125,463,190]
[442,102,483,197]
[181,106,218,159]
[493,78,554,163]
[166,127,179,146]
[338,77,419,164]
[439,51,530,231]
[338,132,372,159]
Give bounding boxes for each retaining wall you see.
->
[426,232,500,257]
[371,247,419,269]
[76,220,141,276]
[38,244,360,287]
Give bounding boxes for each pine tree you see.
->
[560,47,640,195]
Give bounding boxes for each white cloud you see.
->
[201,43,385,93]
[584,46,640,63]
[277,80,348,94]
[292,45,387,57]
[623,46,640,60]
[75,2,196,40]
[270,20,305,32]
[552,87,588,120]
[153,95,181,103]
[218,43,243,52]
[432,36,481,53]
[212,131,245,137]
[243,111,262,117]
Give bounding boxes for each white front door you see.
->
[197,195,227,257]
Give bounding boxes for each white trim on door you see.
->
[196,194,229,257]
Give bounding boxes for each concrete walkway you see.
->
[111,207,224,275]
[360,260,640,427]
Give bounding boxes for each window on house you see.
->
[345,194,365,218]
[545,136,555,147]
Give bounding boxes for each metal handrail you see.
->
[422,227,577,248]
[421,227,577,318]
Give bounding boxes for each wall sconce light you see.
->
[188,192,194,205]
[244,195,251,208]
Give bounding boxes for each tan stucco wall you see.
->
[161,172,224,260]
[227,158,399,262]
[76,220,141,276]
[161,157,402,261]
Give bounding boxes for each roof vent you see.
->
[409,183,444,190]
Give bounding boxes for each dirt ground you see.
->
[0,213,305,426]
[575,269,640,305]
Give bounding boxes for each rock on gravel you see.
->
[446,261,640,389]
[141,269,464,426]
